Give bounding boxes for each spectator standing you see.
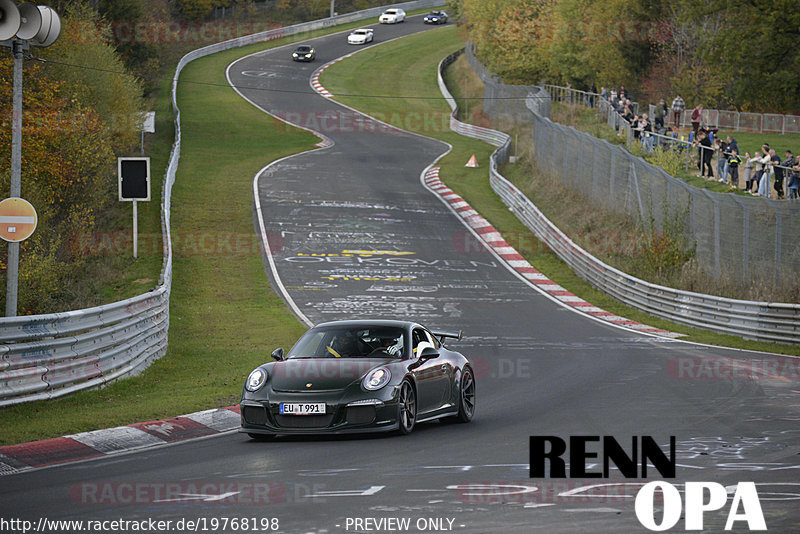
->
[671,95,685,127]
[727,149,742,189]
[714,138,728,182]
[724,135,737,181]
[690,104,703,136]
[743,151,755,191]
[693,131,714,178]
[590,82,597,107]
[771,149,784,198]
[782,151,796,198]
[787,155,800,200]
[600,86,608,101]
[755,149,772,196]
[726,135,738,155]
[622,104,634,122]
[619,85,628,100]
[747,150,763,194]
[641,114,655,151]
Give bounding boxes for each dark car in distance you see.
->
[240,319,475,439]
[423,10,448,24]
[292,45,316,62]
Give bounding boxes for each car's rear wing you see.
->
[432,329,462,344]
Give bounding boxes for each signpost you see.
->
[118,157,151,258]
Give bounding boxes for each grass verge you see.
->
[319,26,800,357]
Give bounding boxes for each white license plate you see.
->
[279,403,325,415]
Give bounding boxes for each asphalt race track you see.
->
[2,15,800,534]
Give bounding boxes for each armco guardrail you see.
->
[438,49,800,344]
[0,0,445,407]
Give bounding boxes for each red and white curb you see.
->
[0,406,241,476]
[310,51,358,98]
[423,167,683,339]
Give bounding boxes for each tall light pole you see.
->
[330,0,335,18]
[1,1,61,316]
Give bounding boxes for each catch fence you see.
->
[443,46,800,343]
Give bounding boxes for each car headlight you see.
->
[305,54,312,58]
[363,367,391,391]
[292,53,298,57]
[246,368,267,392]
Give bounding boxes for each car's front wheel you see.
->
[397,380,417,434]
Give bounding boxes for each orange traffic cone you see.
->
[465,154,479,167]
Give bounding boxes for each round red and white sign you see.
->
[0,197,38,243]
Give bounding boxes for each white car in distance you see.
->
[379,8,405,23]
[347,28,374,45]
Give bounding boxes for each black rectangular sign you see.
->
[118,157,150,201]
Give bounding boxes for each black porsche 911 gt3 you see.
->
[291,45,316,62]
[240,320,475,439]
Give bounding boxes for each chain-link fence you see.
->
[464,44,800,287]
[464,42,550,123]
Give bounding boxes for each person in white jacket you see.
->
[755,148,772,197]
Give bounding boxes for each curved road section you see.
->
[2,16,799,534]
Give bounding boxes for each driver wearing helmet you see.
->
[377,332,403,356]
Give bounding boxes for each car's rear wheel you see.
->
[397,380,416,435]
[444,367,475,423]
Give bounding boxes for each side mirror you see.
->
[271,348,285,361]
[419,347,440,361]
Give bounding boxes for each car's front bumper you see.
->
[240,388,400,435]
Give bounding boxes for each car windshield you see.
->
[296,46,311,52]
[385,10,397,14]
[353,30,367,34]
[287,326,406,359]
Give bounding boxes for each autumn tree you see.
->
[460,0,656,91]
[0,7,143,313]
[697,0,800,112]
[39,4,144,151]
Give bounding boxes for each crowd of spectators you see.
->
[689,136,799,199]
[598,87,678,154]
[593,86,799,200]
